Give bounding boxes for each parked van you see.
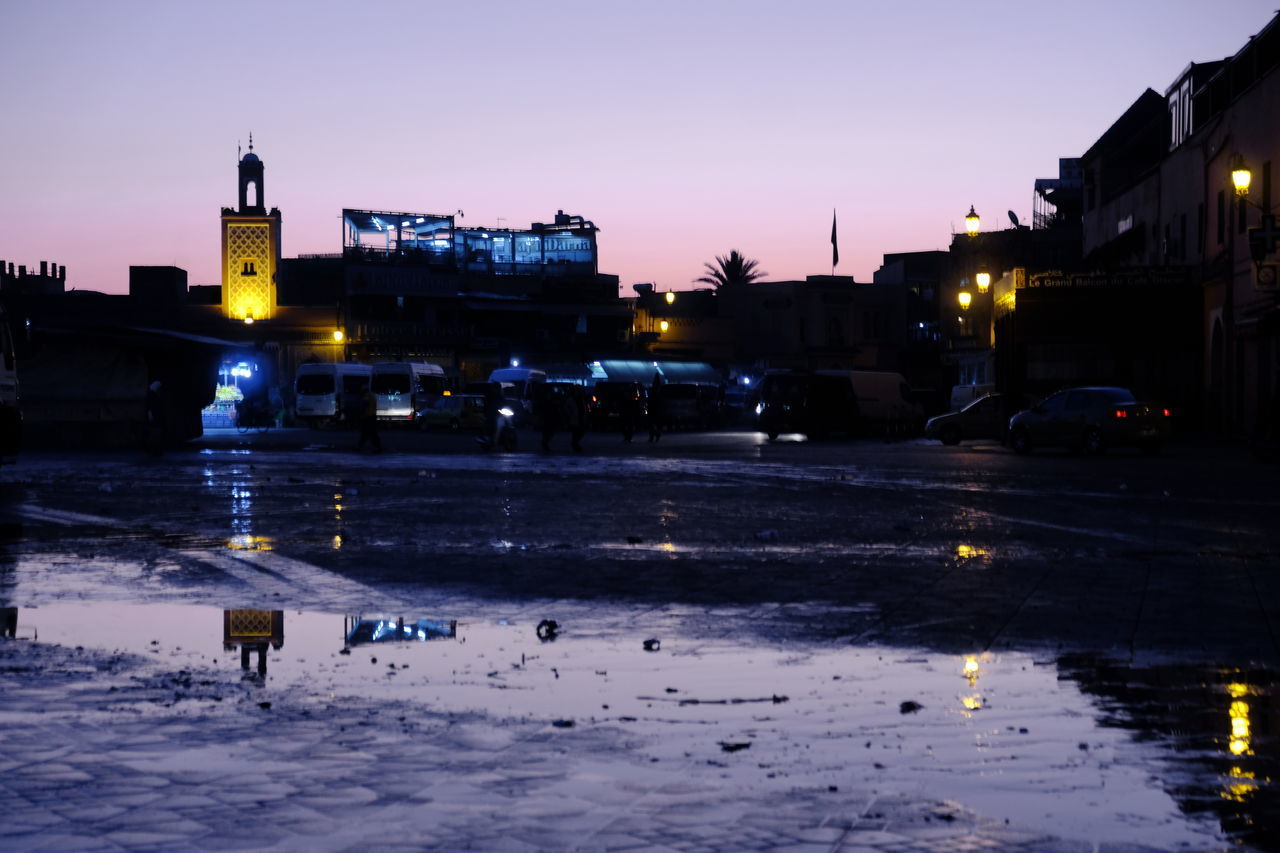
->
[757,370,860,440]
[294,362,372,427]
[827,370,924,435]
[372,362,447,422]
[663,382,723,429]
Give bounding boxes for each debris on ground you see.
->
[719,741,751,752]
[643,638,661,651]
[900,700,923,714]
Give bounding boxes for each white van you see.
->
[372,362,447,422]
[820,370,924,435]
[294,362,372,427]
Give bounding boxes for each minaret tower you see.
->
[220,135,281,321]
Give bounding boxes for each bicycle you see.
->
[235,401,272,434]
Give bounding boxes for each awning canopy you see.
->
[592,359,722,385]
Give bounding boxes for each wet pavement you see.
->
[2,427,1279,851]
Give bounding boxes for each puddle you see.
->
[4,600,1249,849]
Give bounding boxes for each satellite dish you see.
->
[1009,210,1020,228]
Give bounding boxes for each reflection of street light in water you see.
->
[963,655,980,686]
[1228,682,1253,757]
[960,654,983,712]
[1223,681,1259,804]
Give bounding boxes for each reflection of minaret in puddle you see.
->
[2,606,17,638]
[223,610,285,677]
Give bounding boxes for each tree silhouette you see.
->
[695,250,766,289]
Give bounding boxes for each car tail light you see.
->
[1162,408,1171,417]
[1113,409,1128,419]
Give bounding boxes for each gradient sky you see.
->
[3,1,1277,295]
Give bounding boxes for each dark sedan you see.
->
[924,393,1010,446]
[1007,386,1170,455]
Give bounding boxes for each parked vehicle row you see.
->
[925,386,1172,455]
[294,361,448,428]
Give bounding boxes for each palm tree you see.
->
[695,250,766,289]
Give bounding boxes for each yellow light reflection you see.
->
[963,654,980,687]
[227,535,274,551]
[956,544,988,560]
[1228,683,1253,757]
[962,694,983,711]
[660,542,676,553]
[1223,765,1259,803]
[332,535,343,550]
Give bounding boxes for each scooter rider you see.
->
[481,381,503,449]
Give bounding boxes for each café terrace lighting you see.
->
[965,205,980,237]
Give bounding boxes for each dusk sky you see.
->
[3,1,1277,294]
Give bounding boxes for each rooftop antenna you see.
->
[1009,210,1020,228]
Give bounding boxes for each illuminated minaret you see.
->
[221,135,281,321]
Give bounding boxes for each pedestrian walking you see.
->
[356,386,382,452]
[537,383,561,451]
[567,385,588,452]
[481,381,504,450]
[144,380,165,455]
[619,382,641,443]
[648,372,665,442]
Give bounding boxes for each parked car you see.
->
[1006,386,1171,455]
[925,392,1010,445]
[589,381,646,431]
[415,394,487,432]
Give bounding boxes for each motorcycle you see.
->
[476,406,518,452]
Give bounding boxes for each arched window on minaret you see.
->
[238,134,265,214]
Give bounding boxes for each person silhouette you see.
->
[648,373,665,442]
[356,386,382,452]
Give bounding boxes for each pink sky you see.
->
[2,1,1277,294]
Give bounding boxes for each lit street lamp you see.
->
[965,205,980,237]
[975,271,991,293]
[958,290,972,311]
[1232,155,1252,197]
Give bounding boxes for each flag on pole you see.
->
[831,210,839,268]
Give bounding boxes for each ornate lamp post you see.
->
[964,206,981,237]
